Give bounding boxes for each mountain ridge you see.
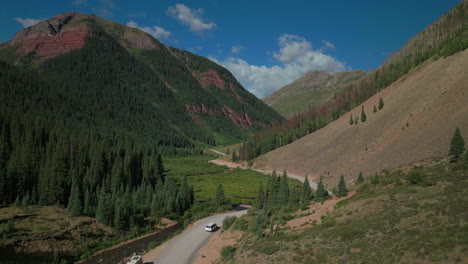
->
[264,70,366,116]
[254,48,468,186]
[0,11,283,146]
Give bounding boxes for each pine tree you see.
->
[155,153,165,183]
[278,170,289,205]
[349,114,354,125]
[378,97,384,110]
[315,177,328,202]
[113,198,123,230]
[301,175,312,204]
[256,184,265,209]
[67,177,82,216]
[83,188,91,216]
[361,105,367,122]
[232,151,239,162]
[5,218,15,233]
[215,183,225,206]
[449,127,465,162]
[337,175,348,197]
[356,172,364,184]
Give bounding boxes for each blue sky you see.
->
[0,0,460,98]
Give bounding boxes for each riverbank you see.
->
[77,219,181,264]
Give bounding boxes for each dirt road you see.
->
[143,208,248,264]
[209,159,318,190]
[208,149,226,156]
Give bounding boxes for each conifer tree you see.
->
[215,183,225,206]
[232,151,239,162]
[449,127,465,162]
[278,170,289,205]
[67,177,82,216]
[315,177,328,202]
[114,199,123,230]
[155,153,165,183]
[356,172,364,184]
[301,175,312,204]
[361,105,367,122]
[337,175,348,197]
[255,184,264,209]
[378,97,384,110]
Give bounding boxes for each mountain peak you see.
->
[7,12,158,62]
[264,70,366,116]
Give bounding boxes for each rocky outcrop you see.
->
[11,12,89,61]
[15,28,88,61]
[8,11,158,62]
[185,104,267,129]
[194,70,226,90]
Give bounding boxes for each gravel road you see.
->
[143,208,248,264]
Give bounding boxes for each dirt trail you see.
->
[286,191,356,230]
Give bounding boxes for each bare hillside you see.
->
[253,49,468,186]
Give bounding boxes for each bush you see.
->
[147,241,160,250]
[233,218,248,231]
[357,183,370,193]
[222,216,237,231]
[406,171,422,184]
[221,245,236,261]
[257,243,280,255]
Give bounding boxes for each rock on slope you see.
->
[263,70,366,116]
[254,49,468,186]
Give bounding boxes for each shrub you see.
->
[257,243,280,255]
[357,183,370,193]
[233,218,248,231]
[406,171,422,184]
[147,241,160,250]
[221,245,236,261]
[223,216,237,231]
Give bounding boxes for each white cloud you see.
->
[126,21,171,41]
[322,40,335,50]
[15,17,44,28]
[231,45,243,54]
[167,4,216,35]
[212,34,346,99]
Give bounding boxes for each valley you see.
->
[0,1,467,263]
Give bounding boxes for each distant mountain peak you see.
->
[264,70,366,116]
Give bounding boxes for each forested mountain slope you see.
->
[264,70,366,116]
[0,12,283,147]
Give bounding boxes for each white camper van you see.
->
[126,255,143,264]
[205,222,218,232]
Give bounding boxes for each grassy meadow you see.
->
[166,153,301,204]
